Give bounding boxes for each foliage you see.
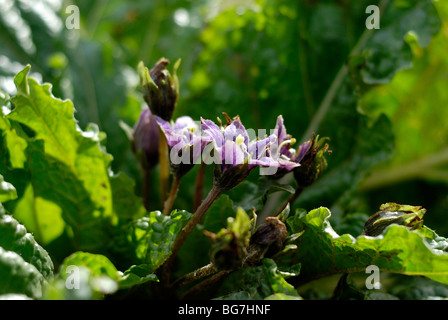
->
[0,0,447,301]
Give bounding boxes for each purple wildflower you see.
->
[200,115,299,190]
[270,115,312,179]
[154,115,212,178]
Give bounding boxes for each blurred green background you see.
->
[1,0,447,236]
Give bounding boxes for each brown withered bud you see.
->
[250,217,288,258]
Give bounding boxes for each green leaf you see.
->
[287,207,448,285]
[0,174,17,203]
[119,264,159,290]
[297,114,394,219]
[357,0,441,84]
[5,67,144,252]
[0,210,54,279]
[54,252,120,298]
[0,246,45,299]
[130,210,191,271]
[214,258,300,300]
[109,172,146,221]
[59,252,120,281]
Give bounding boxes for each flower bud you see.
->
[138,58,180,121]
[132,109,160,171]
[249,217,288,258]
[293,133,331,188]
[362,203,426,237]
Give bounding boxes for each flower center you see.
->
[278,138,296,150]
[235,134,245,146]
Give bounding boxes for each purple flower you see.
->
[154,115,212,178]
[270,115,312,179]
[201,116,299,190]
[132,109,160,171]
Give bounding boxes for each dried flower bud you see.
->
[293,133,331,188]
[138,58,180,121]
[362,203,426,237]
[250,217,288,258]
[132,109,160,171]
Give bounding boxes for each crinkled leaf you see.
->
[0,210,54,279]
[287,207,448,285]
[0,246,45,299]
[6,67,143,251]
[0,174,16,202]
[130,210,191,271]
[214,258,300,300]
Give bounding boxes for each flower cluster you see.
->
[132,57,332,275]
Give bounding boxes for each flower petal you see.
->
[201,117,224,147]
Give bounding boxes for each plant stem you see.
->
[180,270,232,300]
[159,184,223,284]
[172,184,222,260]
[159,132,170,205]
[193,162,206,212]
[171,263,217,289]
[273,186,304,217]
[162,175,181,216]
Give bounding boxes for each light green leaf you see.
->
[5,67,143,251]
[287,207,448,285]
[55,252,120,298]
